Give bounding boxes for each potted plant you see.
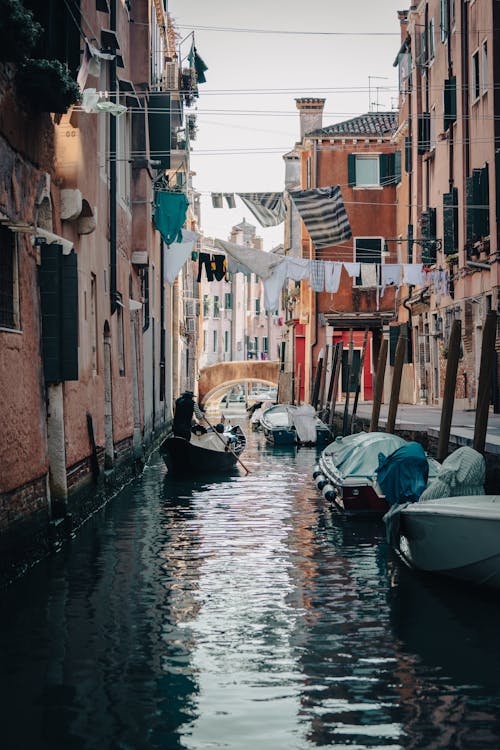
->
[0,0,42,62]
[16,58,80,114]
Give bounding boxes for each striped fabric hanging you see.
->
[236,192,287,227]
[289,185,352,249]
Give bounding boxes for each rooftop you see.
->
[308,111,398,138]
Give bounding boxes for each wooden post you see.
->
[329,341,344,433]
[325,343,339,423]
[342,331,354,436]
[474,310,498,453]
[370,337,388,432]
[311,349,324,408]
[386,326,407,434]
[437,319,462,461]
[350,328,369,433]
[318,344,331,417]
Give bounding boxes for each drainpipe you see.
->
[109,0,117,315]
[424,2,430,210]
[447,0,454,189]
[309,137,319,399]
[461,0,470,178]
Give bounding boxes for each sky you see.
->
[168,0,406,249]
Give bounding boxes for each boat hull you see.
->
[160,436,241,476]
[399,496,500,588]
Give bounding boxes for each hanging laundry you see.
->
[403,263,425,285]
[224,193,236,208]
[165,230,199,285]
[360,263,378,287]
[310,260,325,292]
[214,239,283,279]
[237,192,287,227]
[343,261,361,278]
[153,191,189,245]
[288,186,352,249]
[226,256,251,275]
[381,263,402,296]
[211,193,223,208]
[324,262,342,293]
[285,256,310,281]
[263,260,288,311]
[197,253,227,282]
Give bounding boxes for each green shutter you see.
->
[148,93,171,170]
[61,250,79,380]
[443,190,456,255]
[479,163,490,237]
[40,244,62,383]
[418,113,430,154]
[405,136,412,173]
[347,154,356,186]
[443,77,457,130]
[407,223,413,263]
[466,174,475,241]
[379,153,395,186]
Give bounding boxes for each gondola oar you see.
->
[200,413,250,475]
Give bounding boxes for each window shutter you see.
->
[479,163,490,237]
[394,150,402,184]
[379,153,395,186]
[61,250,79,381]
[347,154,356,186]
[466,174,475,242]
[407,223,413,263]
[443,77,457,130]
[405,136,412,173]
[418,113,430,154]
[40,244,63,383]
[148,93,171,170]
[443,188,458,255]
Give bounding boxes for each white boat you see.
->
[260,403,331,446]
[397,496,500,589]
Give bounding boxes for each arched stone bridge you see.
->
[198,360,280,406]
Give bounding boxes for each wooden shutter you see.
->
[443,188,458,255]
[405,135,412,173]
[466,174,475,242]
[61,250,79,381]
[418,113,430,154]
[379,153,395,185]
[394,150,402,184]
[347,154,356,186]
[479,163,490,237]
[443,77,457,130]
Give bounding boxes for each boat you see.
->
[160,424,246,476]
[392,495,500,589]
[384,447,500,589]
[313,431,440,517]
[260,403,331,446]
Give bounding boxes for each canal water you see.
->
[2,423,500,749]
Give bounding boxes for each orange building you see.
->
[291,99,399,404]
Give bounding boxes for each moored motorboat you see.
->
[260,403,331,446]
[313,431,440,517]
[160,425,246,476]
[393,495,500,589]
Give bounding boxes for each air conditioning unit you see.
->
[162,61,179,91]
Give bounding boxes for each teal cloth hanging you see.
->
[153,191,189,246]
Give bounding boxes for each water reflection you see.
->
[1,427,500,749]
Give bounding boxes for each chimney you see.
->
[295,98,325,140]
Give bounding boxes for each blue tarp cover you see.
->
[377,441,429,506]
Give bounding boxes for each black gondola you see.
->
[160,425,246,476]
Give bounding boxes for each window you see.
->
[0,227,20,330]
[117,112,131,206]
[429,18,435,61]
[254,336,259,353]
[117,304,125,376]
[224,330,229,353]
[306,156,312,188]
[451,0,456,29]
[203,330,207,351]
[213,295,220,318]
[224,292,233,310]
[203,294,209,317]
[440,0,448,42]
[355,155,379,187]
[354,238,382,286]
[254,298,261,315]
[213,330,217,352]
[482,41,488,95]
[472,50,480,101]
[262,336,269,353]
[430,106,437,152]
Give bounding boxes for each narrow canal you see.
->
[2,423,500,749]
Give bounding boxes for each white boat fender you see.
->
[312,465,322,479]
[322,483,336,502]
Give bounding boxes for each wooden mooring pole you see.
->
[386,326,407,434]
[437,319,462,462]
[370,337,388,432]
[473,310,498,453]
[329,341,344,434]
[342,331,354,436]
[350,328,369,433]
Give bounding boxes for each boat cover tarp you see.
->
[292,404,317,443]
[418,446,485,501]
[323,432,408,479]
[377,442,429,507]
[190,432,228,453]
